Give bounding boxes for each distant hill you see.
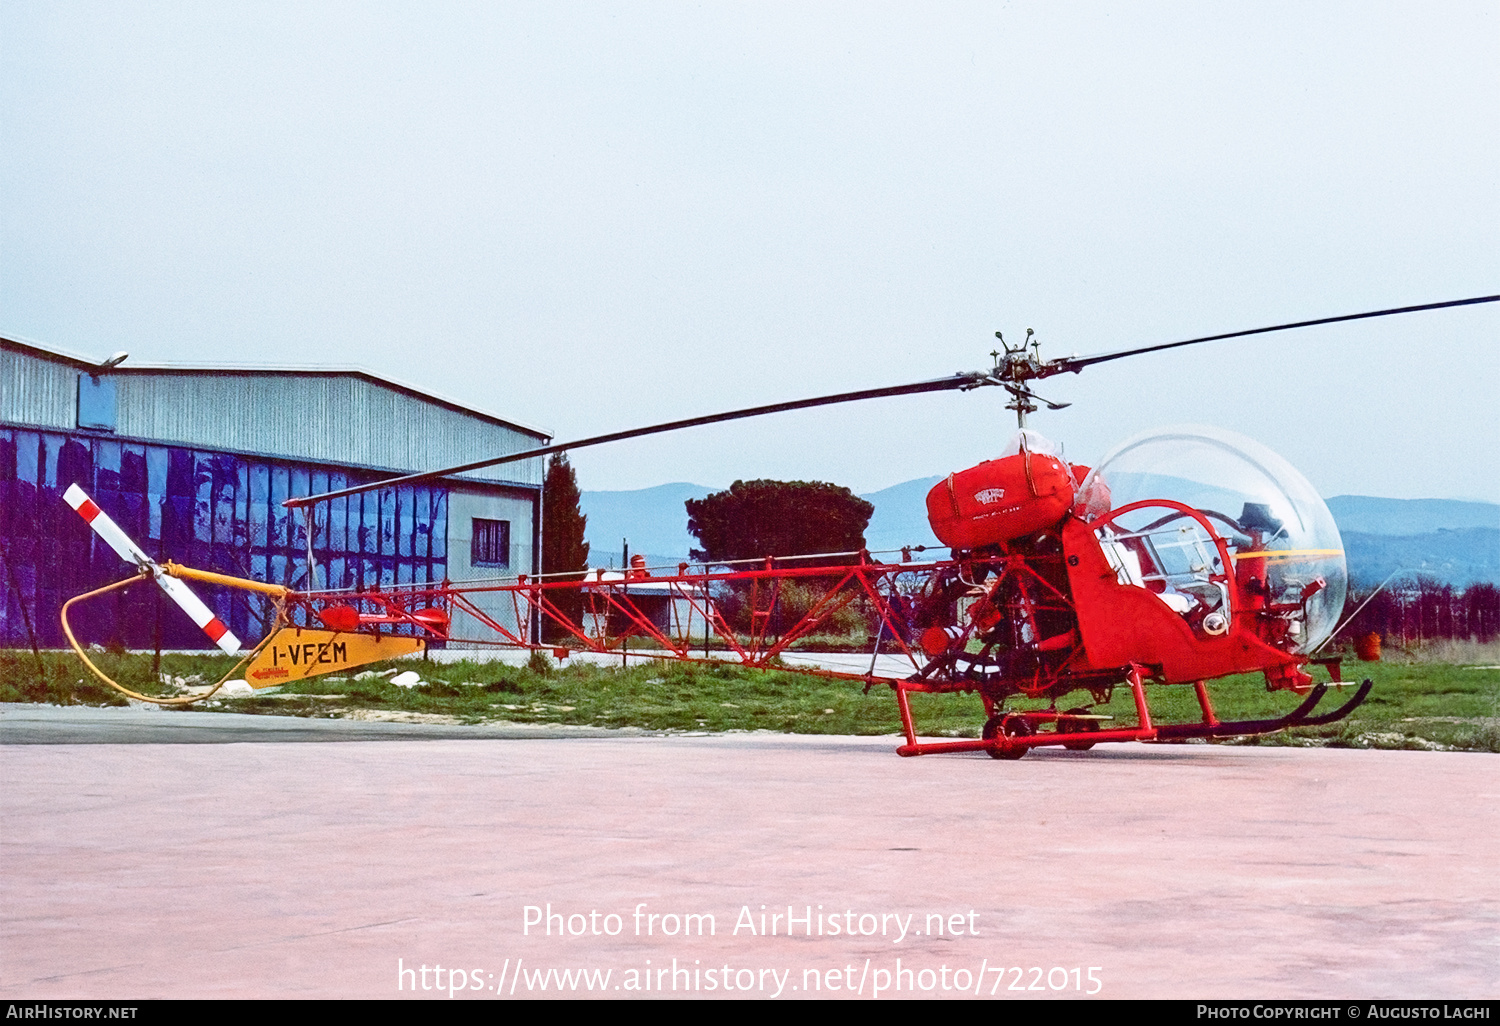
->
[1343,529,1499,588]
[580,481,1500,585]
[580,483,711,568]
[1325,497,1499,587]
[860,476,942,554]
[1325,496,1499,535]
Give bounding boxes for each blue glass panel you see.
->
[95,440,121,490]
[289,470,310,544]
[119,493,148,548]
[163,496,193,552]
[234,464,249,545]
[398,485,414,558]
[120,445,147,494]
[270,466,289,547]
[192,453,214,544]
[228,589,248,641]
[90,495,120,576]
[430,490,447,559]
[287,505,307,555]
[0,434,31,541]
[249,462,270,503]
[308,472,328,549]
[193,452,213,496]
[379,490,395,556]
[54,436,93,494]
[93,489,143,551]
[15,431,39,486]
[209,583,231,635]
[412,487,431,560]
[206,453,240,495]
[41,434,62,489]
[361,494,379,556]
[249,464,270,548]
[146,446,167,536]
[214,485,235,546]
[328,495,349,554]
[167,448,194,497]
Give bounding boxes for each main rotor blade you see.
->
[1038,294,1500,378]
[283,371,989,508]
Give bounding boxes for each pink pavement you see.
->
[1,733,1496,999]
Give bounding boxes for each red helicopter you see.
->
[62,296,1497,758]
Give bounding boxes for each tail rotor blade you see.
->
[63,483,153,570]
[63,484,243,654]
[152,573,243,654]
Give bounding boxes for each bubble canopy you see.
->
[1077,425,1347,653]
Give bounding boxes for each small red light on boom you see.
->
[319,606,361,632]
[318,604,450,633]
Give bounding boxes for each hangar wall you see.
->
[444,487,539,645]
[1,337,547,652]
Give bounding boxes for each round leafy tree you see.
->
[686,480,873,564]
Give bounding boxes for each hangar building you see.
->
[1,336,548,651]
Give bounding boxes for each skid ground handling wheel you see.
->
[982,714,1033,760]
[980,709,1101,759]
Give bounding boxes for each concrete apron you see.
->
[1,729,1495,999]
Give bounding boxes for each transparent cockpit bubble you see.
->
[1077,425,1346,653]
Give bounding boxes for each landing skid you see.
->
[892,666,1374,759]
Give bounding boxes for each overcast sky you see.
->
[3,2,1497,501]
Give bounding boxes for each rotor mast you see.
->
[994,328,1070,429]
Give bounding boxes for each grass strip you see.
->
[3,645,1496,753]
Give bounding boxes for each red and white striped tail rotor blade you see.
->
[63,483,153,570]
[153,573,242,654]
[63,484,243,654]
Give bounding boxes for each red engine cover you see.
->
[926,453,1076,549]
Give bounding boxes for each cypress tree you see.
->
[542,453,590,639]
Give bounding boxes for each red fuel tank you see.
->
[926,453,1077,549]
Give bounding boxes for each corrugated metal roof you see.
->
[2,335,552,487]
[2,334,550,438]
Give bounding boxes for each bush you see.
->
[711,580,872,639]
